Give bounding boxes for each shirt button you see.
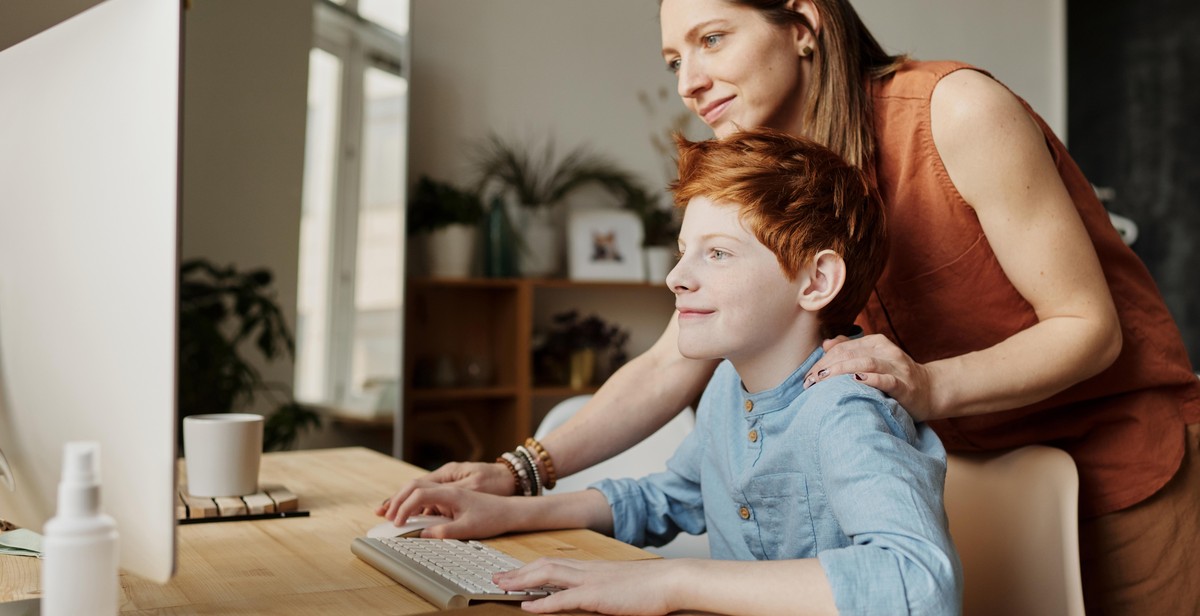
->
[739,506,751,520]
[744,399,754,412]
[748,429,759,443]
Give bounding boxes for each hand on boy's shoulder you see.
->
[806,373,920,444]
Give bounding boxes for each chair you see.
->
[535,395,710,558]
[944,446,1085,616]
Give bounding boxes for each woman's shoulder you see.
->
[878,60,987,98]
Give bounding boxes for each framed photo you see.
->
[567,209,645,282]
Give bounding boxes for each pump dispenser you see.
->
[42,442,119,616]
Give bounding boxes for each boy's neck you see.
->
[728,325,823,394]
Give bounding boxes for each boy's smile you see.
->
[667,196,821,392]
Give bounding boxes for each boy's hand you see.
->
[495,558,683,615]
[376,481,514,539]
[803,333,936,421]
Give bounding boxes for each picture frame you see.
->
[567,209,645,282]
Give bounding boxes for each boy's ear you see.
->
[797,250,845,312]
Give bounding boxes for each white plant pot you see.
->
[425,224,477,278]
[516,206,561,278]
[643,245,677,285]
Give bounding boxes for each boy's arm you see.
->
[589,394,710,548]
[816,390,962,616]
[498,556,838,615]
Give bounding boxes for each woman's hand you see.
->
[496,558,683,615]
[376,480,515,539]
[375,462,516,520]
[804,334,937,421]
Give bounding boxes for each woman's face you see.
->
[660,0,810,138]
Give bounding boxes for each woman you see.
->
[384,1,1200,613]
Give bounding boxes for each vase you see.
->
[425,224,477,278]
[568,348,596,390]
[483,196,519,277]
[515,206,561,278]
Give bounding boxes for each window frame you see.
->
[303,0,409,455]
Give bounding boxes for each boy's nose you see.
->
[665,258,693,294]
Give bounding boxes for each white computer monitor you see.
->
[0,0,180,586]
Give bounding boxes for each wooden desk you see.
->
[1,447,657,615]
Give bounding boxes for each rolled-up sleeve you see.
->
[815,394,963,616]
[589,420,707,548]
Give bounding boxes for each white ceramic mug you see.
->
[183,413,263,497]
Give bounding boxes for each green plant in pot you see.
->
[408,175,486,278]
[470,134,653,278]
[532,310,629,389]
[178,258,320,451]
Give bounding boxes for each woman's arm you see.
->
[383,481,615,539]
[539,312,718,478]
[806,70,1122,421]
[381,313,719,502]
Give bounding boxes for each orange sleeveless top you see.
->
[861,61,1200,517]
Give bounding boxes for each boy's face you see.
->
[667,196,806,364]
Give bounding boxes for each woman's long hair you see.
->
[730,0,906,170]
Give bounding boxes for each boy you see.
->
[385,129,963,616]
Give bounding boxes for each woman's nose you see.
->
[677,58,711,100]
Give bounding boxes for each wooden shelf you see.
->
[409,386,519,402]
[402,277,673,468]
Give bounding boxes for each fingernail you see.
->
[817,369,828,378]
[854,373,865,381]
[803,376,815,388]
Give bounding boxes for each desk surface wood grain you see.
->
[1,447,658,615]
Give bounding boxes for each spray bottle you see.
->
[42,441,119,616]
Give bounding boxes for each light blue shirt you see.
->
[592,348,963,616]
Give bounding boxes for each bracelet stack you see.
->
[524,437,557,490]
[496,437,559,496]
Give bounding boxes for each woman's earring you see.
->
[800,45,813,58]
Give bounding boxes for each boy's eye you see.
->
[666,58,681,74]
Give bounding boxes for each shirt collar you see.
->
[739,346,824,415]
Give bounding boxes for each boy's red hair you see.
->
[671,128,888,336]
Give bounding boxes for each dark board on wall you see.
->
[1068,0,1200,368]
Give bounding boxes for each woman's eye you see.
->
[711,249,729,261]
[666,58,681,74]
[703,34,723,48]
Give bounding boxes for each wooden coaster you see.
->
[177,484,302,521]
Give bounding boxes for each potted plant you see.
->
[408,175,486,278]
[532,310,630,389]
[178,258,321,451]
[470,134,652,278]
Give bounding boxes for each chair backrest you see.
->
[944,446,1085,616]
[536,395,709,558]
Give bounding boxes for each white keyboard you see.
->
[351,537,562,609]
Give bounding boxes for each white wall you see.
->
[410,0,683,195]
[182,0,312,399]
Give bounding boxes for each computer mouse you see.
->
[367,514,453,539]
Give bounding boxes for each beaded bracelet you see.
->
[496,455,522,495]
[524,437,558,490]
[500,451,533,496]
[515,445,543,496]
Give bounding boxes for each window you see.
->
[295,0,409,420]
